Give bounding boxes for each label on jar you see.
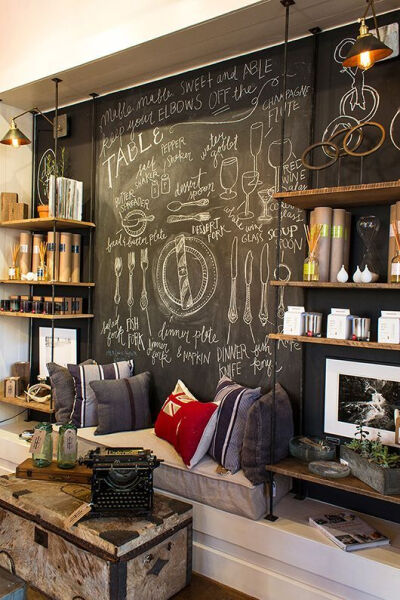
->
[391,262,400,276]
[303,262,315,276]
[63,429,77,453]
[29,429,46,453]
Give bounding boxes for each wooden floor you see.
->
[27,573,255,599]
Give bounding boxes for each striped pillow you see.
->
[209,376,261,473]
[68,359,135,427]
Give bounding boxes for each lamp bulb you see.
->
[11,139,20,148]
[359,51,373,70]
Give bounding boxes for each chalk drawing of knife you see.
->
[167,212,210,223]
[128,214,155,228]
[227,236,238,345]
[175,234,194,310]
[259,243,269,327]
[243,249,255,344]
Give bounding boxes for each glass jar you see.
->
[303,252,319,281]
[391,251,400,283]
[57,424,77,469]
[37,264,48,281]
[32,422,53,467]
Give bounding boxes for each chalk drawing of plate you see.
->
[156,236,217,318]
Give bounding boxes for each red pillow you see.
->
[155,380,218,468]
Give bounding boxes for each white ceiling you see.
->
[0,0,398,111]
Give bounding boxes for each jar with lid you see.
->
[57,423,77,469]
[32,422,53,467]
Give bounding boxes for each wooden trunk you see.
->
[340,446,400,495]
[0,476,192,600]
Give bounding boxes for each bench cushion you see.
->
[77,427,291,520]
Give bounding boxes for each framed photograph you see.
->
[39,327,77,377]
[324,358,400,446]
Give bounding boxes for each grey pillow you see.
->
[47,359,95,424]
[241,383,294,485]
[90,372,152,435]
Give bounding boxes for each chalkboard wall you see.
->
[34,10,400,519]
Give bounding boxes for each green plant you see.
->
[345,424,400,468]
[38,147,66,204]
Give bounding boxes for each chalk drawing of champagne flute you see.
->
[250,122,263,183]
[267,138,292,192]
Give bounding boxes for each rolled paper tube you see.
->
[313,207,332,282]
[388,204,397,282]
[329,209,346,282]
[32,234,44,274]
[47,231,60,281]
[343,211,351,272]
[59,232,72,282]
[175,234,194,310]
[19,232,32,276]
[71,233,81,282]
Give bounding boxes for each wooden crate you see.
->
[0,476,192,600]
[16,459,92,485]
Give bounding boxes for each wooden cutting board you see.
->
[16,459,92,484]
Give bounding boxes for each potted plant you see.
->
[340,423,400,495]
[37,147,65,218]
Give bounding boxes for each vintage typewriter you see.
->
[80,447,162,517]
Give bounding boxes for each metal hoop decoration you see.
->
[343,121,386,157]
[301,141,339,171]
[326,126,364,158]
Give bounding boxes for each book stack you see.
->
[48,175,83,221]
[309,511,389,552]
[310,208,351,282]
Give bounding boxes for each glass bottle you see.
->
[57,423,77,469]
[32,422,53,467]
[391,250,400,283]
[303,251,319,281]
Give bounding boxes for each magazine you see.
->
[309,511,390,552]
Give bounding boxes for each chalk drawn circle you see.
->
[322,115,360,157]
[390,108,400,151]
[37,148,55,206]
[156,236,217,318]
[121,209,147,238]
[340,85,379,123]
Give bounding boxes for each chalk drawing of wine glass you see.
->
[250,122,263,181]
[390,108,400,151]
[258,187,274,223]
[219,157,238,200]
[268,138,292,192]
[238,171,258,220]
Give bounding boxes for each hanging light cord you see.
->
[362,0,380,39]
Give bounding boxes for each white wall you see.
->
[0,0,259,92]
[0,103,32,420]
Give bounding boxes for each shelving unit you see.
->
[267,180,400,520]
[0,217,95,231]
[0,395,54,414]
[0,280,95,287]
[269,333,400,351]
[0,312,94,320]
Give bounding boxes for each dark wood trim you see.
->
[186,521,193,587]
[120,518,192,563]
[109,562,127,600]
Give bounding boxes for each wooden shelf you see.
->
[274,180,400,209]
[269,333,400,351]
[266,457,400,506]
[0,218,95,231]
[0,311,94,320]
[0,394,54,414]
[270,281,399,290]
[0,280,95,287]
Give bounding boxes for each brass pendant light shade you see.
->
[0,119,31,147]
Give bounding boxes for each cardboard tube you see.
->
[329,209,346,282]
[47,231,60,281]
[313,207,332,282]
[19,232,32,276]
[71,233,81,283]
[32,234,44,274]
[388,204,397,282]
[59,232,72,282]
[344,212,351,272]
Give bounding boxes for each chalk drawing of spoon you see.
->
[167,198,209,212]
[243,249,255,345]
[114,256,122,306]
[274,254,291,319]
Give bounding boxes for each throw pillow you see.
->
[90,372,152,435]
[47,359,96,424]
[155,380,218,468]
[68,359,135,427]
[208,376,261,474]
[241,383,294,485]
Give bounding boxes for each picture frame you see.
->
[39,327,78,377]
[324,358,400,446]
